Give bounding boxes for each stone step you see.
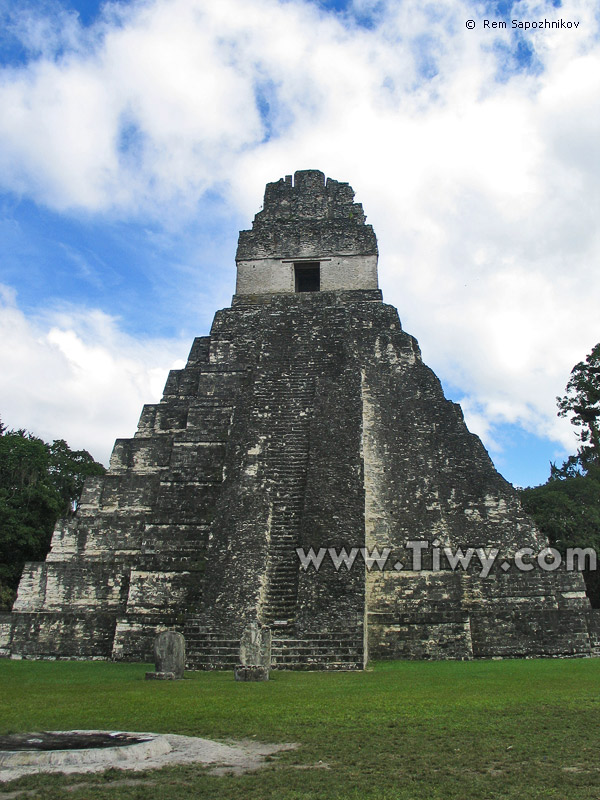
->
[273,635,363,645]
[264,610,295,618]
[264,603,295,610]
[271,651,364,661]
[271,662,363,671]
[185,633,237,646]
[185,645,239,654]
[265,601,297,608]
[267,543,299,550]
[266,573,298,583]
[267,575,298,584]
[263,608,295,615]
[271,644,363,655]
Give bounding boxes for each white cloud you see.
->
[0,0,598,477]
[0,285,187,465]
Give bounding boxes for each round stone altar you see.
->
[0,730,170,770]
[0,730,297,781]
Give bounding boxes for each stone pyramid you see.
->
[5,170,598,668]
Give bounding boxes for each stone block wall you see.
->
[8,332,239,660]
[0,614,13,657]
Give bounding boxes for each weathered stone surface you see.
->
[145,671,177,680]
[236,170,377,261]
[234,665,270,681]
[0,614,13,657]
[236,170,378,296]
[9,612,117,659]
[146,631,185,680]
[586,609,600,656]
[239,622,271,667]
[7,170,596,667]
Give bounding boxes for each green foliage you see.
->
[0,420,105,610]
[521,467,600,551]
[521,343,600,606]
[47,438,107,515]
[520,467,600,606]
[556,341,600,474]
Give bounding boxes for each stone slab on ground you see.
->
[0,731,298,782]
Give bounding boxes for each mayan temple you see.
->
[4,169,599,668]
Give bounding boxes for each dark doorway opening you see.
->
[294,262,320,292]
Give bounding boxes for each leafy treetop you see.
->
[555,342,600,476]
[0,420,106,610]
[520,342,600,607]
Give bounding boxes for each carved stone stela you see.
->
[234,622,271,681]
[145,631,185,680]
[4,170,599,668]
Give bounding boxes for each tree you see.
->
[555,342,600,475]
[520,343,600,607]
[520,467,600,607]
[47,438,106,515]
[0,421,105,610]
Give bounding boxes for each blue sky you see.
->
[0,0,598,488]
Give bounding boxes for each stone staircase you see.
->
[271,631,364,670]
[183,623,240,669]
[183,623,365,670]
[183,310,367,669]
[260,367,316,627]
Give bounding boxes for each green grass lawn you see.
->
[1,657,599,799]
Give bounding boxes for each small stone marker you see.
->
[145,631,185,680]
[234,621,271,681]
